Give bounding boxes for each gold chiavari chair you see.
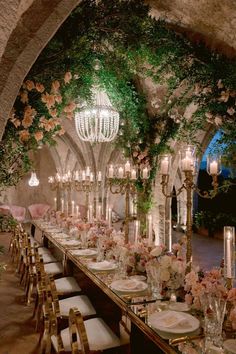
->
[50,306,130,354]
[8,222,22,261]
[33,251,82,324]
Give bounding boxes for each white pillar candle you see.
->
[142,167,148,179]
[125,161,131,173]
[108,165,114,178]
[54,197,57,210]
[66,201,69,216]
[61,198,64,213]
[108,207,112,227]
[74,170,79,181]
[81,170,86,181]
[88,204,93,222]
[209,160,218,175]
[182,157,192,171]
[161,158,169,175]
[131,169,137,180]
[130,197,134,216]
[86,166,90,177]
[224,226,235,278]
[71,200,75,215]
[76,205,79,217]
[134,220,140,245]
[97,171,102,182]
[147,214,153,246]
[118,167,124,178]
[97,204,102,220]
[90,173,94,182]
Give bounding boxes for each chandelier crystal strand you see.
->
[75,87,119,142]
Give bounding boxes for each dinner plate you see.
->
[44,228,62,233]
[70,249,97,257]
[148,310,200,334]
[59,239,81,246]
[54,233,71,239]
[110,279,148,293]
[168,302,190,312]
[129,275,147,281]
[224,339,236,354]
[88,260,117,271]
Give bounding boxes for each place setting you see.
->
[69,248,98,257]
[87,260,118,272]
[147,310,200,340]
[110,278,148,294]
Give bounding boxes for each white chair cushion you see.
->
[25,253,57,264]
[44,262,63,275]
[51,317,121,352]
[30,237,39,246]
[41,253,57,263]
[54,277,81,294]
[38,247,52,255]
[59,295,96,317]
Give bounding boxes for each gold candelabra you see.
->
[48,171,74,213]
[107,161,149,243]
[74,167,102,219]
[160,147,221,270]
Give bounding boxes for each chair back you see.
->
[69,308,90,354]
[28,203,51,220]
[0,205,12,216]
[10,205,26,222]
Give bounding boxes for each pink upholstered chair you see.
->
[28,203,51,220]
[0,205,12,216]
[10,205,26,222]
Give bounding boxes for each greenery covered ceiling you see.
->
[1,0,236,196]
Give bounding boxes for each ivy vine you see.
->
[1,0,235,212]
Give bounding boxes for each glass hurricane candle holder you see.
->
[224,226,235,280]
[207,154,221,176]
[159,154,171,175]
[180,145,196,172]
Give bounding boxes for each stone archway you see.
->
[0,0,80,139]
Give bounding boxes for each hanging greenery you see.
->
[1,0,236,211]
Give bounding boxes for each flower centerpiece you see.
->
[146,241,186,297]
[184,267,231,348]
[125,242,151,275]
[184,268,228,310]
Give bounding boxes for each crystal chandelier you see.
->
[28,172,39,187]
[75,86,119,142]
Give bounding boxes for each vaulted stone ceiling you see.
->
[0,0,235,140]
[147,0,236,54]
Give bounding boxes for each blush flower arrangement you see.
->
[184,268,228,310]
[146,242,187,291]
[125,242,152,274]
[227,287,236,329]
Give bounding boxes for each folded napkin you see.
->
[117,279,141,290]
[72,249,96,256]
[111,279,147,292]
[89,261,115,270]
[158,311,188,329]
[60,239,80,246]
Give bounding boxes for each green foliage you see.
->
[194,210,236,234]
[0,138,32,191]
[0,215,17,232]
[1,0,236,211]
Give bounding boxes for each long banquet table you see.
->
[32,220,201,354]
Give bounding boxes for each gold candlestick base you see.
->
[226,277,233,290]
